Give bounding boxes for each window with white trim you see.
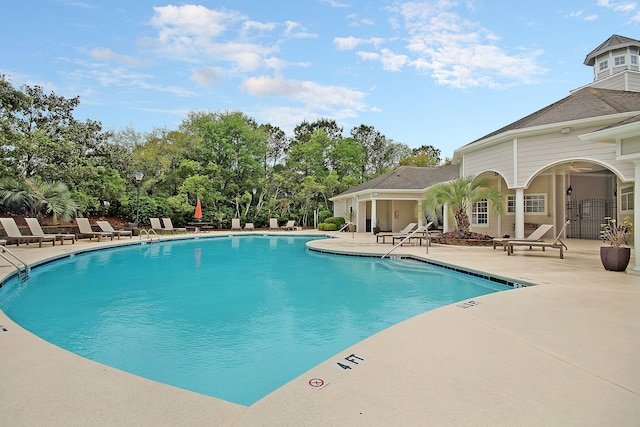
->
[614,55,626,66]
[506,194,546,214]
[472,199,488,225]
[599,60,608,70]
[621,186,634,211]
[632,55,638,65]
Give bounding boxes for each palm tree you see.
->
[0,177,78,223]
[423,176,503,233]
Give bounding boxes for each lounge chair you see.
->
[506,220,570,259]
[393,222,433,245]
[231,218,242,231]
[76,218,114,242]
[25,218,76,245]
[162,218,187,234]
[377,223,417,243]
[269,218,280,230]
[283,220,296,231]
[0,217,57,247]
[244,222,255,231]
[96,220,133,239]
[150,217,164,233]
[493,224,554,250]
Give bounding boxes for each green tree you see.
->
[423,176,503,232]
[400,145,442,167]
[0,177,78,223]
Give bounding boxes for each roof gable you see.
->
[333,164,459,198]
[466,87,640,144]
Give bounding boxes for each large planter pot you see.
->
[600,246,631,271]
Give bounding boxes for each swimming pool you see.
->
[0,235,511,405]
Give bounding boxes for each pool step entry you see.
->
[139,229,160,242]
[0,245,30,282]
[379,258,444,275]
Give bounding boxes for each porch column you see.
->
[443,203,450,232]
[417,200,423,228]
[371,199,377,235]
[515,188,525,239]
[630,161,640,275]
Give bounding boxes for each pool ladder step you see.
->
[139,229,160,242]
[0,245,30,282]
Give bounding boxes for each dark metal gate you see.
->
[566,198,616,239]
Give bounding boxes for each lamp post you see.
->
[134,171,144,226]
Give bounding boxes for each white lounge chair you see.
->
[493,224,555,250]
[96,220,132,239]
[269,218,280,230]
[507,220,570,259]
[25,218,76,245]
[0,217,57,247]
[231,218,242,231]
[244,222,255,231]
[162,218,187,234]
[283,220,296,231]
[76,218,114,242]
[376,222,417,243]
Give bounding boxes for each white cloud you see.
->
[90,48,153,67]
[356,0,547,89]
[191,67,222,86]
[597,0,637,13]
[240,76,367,111]
[334,36,384,50]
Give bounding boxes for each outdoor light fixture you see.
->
[566,185,573,196]
[134,172,144,226]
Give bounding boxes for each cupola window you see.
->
[599,59,608,71]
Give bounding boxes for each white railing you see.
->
[139,229,160,242]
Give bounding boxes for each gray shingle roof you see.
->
[583,34,640,66]
[333,164,459,197]
[467,86,640,145]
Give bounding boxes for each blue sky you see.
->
[1,1,638,158]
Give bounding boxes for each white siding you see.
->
[621,136,640,155]
[463,140,514,185]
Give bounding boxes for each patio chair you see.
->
[0,217,57,247]
[96,220,133,239]
[376,223,417,243]
[506,220,570,259]
[492,224,554,251]
[244,222,255,231]
[150,218,164,233]
[25,218,76,245]
[76,218,114,242]
[283,220,296,231]
[269,218,280,230]
[231,218,242,231]
[162,218,187,234]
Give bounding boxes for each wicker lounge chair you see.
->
[25,218,76,245]
[506,220,570,259]
[161,218,187,234]
[244,222,255,231]
[96,220,133,239]
[269,218,280,230]
[76,218,114,242]
[283,220,296,231]
[492,224,554,250]
[231,218,242,231]
[0,217,57,247]
[376,223,417,243]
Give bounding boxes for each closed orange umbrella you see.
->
[194,199,202,220]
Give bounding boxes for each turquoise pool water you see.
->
[0,235,510,405]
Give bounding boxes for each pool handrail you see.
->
[381,225,430,259]
[330,222,352,238]
[139,229,160,242]
[0,245,30,282]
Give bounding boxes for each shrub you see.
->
[323,222,338,231]
[324,216,345,227]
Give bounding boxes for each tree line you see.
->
[0,74,447,228]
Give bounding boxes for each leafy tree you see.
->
[400,144,442,167]
[423,176,503,232]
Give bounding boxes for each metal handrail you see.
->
[139,229,160,242]
[330,222,352,238]
[0,245,30,282]
[381,226,429,259]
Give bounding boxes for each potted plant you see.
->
[600,216,633,271]
[373,218,380,235]
[345,208,356,233]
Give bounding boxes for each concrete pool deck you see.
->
[1,231,639,426]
